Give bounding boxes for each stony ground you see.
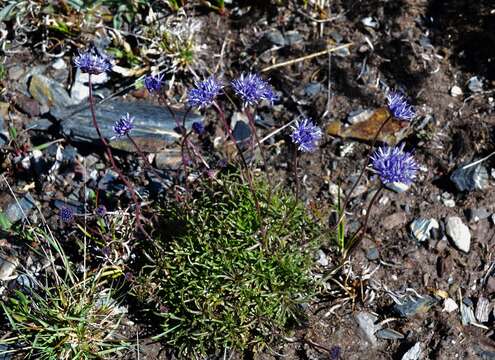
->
[0,1,494,359]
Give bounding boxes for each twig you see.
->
[261,43,353,73]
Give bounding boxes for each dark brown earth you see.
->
[1,1,495,359]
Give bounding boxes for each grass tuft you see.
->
[133,175,322,357]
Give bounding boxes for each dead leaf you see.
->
[326,107,410,145]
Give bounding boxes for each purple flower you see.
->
[73,48,112,75]
[386,91,416,121]
[371,143,418,185]
[231,73,277,106]
[290,118,322,152]
[95,205,107,217]
[187,76,223,109]
[144,74,164,93]
[59,206,74,222]
[113,113,134,137]
[192,121,205,135]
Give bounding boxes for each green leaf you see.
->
[0,212,12,231]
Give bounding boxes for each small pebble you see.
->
[445,216,471,253]
[450,85,463,97]
[443,298,458,313]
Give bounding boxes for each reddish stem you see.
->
[87,75,148,237]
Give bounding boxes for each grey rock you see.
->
[450,164,489,192]
[29,74,77,113]
[461,298,477,325]
[155,149,182,170]
[17,274,35,289]
[375,328,404,340]
[451,85,463,97]
[366,246,380,261]
[46,100,201,153]
[445,216,471,253]
[316,250,328,266]
[0,343,12,360]
[0,115,8,147]
[330,31,344,44]
[304,82,323,97]
[347,109,374,124]
[232,119,251,145]
[401,342,422,360]
[475,296,491,323]
[465,208,491,222]
[0,255,18,281]
[474,345,495,360]
[355,312,380,347]
[284,30,303,45]
[383,212,407,230]
[394,295,437,317]
[467,76,483,93]
[361,17,379,28]
[410,218,439,242]
[263,30,285,47]
[4,194,35,223]
[386,182,410,193]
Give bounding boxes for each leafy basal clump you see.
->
[135,176,321,356]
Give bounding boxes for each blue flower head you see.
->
[73,47,112,75]
[371,143,418,185]
[144,74,164,93]
[231,73,277,107]
[290,118,322,152]
[187,76,223,109]
[113,113,134,137]
[192,121,205,135]
[96,205,107,217]
[386,91,416,121]
[59,206,74,222]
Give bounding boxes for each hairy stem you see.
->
[87,75,148,237]
[344,185,383,258]
[332,115,392,231]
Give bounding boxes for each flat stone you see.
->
[29,74,77,112]
[443,298,458,313]
[4,194,36,223]
[445,216,471,253]
[0,255,18,281]
[355,312,380,347]
[465,208,491,222]
[45,100,201,153]
[410,218,439,242]
[402,342,422,360]
[375,328,404,340]
[450,85,463,97]
[475,296,491,323]
[450,164,489,192]
[155,149,182,170]
[394,295,437,317]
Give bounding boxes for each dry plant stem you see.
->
[87,75,147,237]
[333,115,392,231]
[345,185,383,258]
[244,108,273,187]
[212,101,263,222]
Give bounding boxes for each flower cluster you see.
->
[74,48,112,75]
[231,73,277,107]
[59,206,74,222]
[386,91,416,121]
[187,76,223,109]
[371,143,418,185]
[192,121,205,135]
[290,118,322,153]
[113,113,134,138]
[144,74,164,93]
